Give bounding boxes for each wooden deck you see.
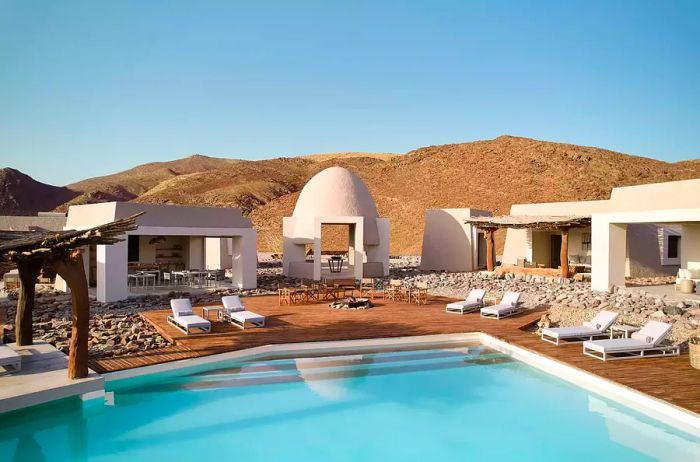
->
[89,295,700,415]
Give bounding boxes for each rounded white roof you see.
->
[293,167,379,219]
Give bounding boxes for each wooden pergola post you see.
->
[15,258,44,346]
[484,229,495,272]
[560,227,569,278]
[51,250,90,379]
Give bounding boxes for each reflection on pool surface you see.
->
[1,346,699,461]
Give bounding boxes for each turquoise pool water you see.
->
[1,346,699,461]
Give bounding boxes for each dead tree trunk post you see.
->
[51,250,90,379]
[15,258,44,346]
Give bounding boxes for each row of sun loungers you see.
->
[167,296,266,335]
[445,290,524,319]
[542,310,679,360]
[446,291,680,362]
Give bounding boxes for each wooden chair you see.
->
[279,286,297,305]
[359,278,376,300]
[328,278,358,298]
[385,279,403,301]
[410,281,429,305]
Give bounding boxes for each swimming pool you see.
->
[1,345,699,461]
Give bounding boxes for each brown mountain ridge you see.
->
[3,136,699,254]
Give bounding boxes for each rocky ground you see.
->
[1,263,698,359]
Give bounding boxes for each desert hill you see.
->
[2,137,699,254]
[0,168,78,215]
[250,136,700,253]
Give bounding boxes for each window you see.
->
[667,235,680,259]
[127,235,140,262]
[581,232,591,251]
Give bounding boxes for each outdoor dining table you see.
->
[140,270,160,285]
[128,272,157,289]
[171,270,208,287]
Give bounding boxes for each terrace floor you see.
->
[89,295,700,416]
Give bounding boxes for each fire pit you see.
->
[330,297,373,310]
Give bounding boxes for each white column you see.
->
[313,218,322,280]
[97,239,128,302]
[591,217,627,291]
[188,236,204,269]
[353,219,364,280]
[231,229,257,289]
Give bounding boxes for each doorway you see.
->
[477,232,487,268]
[550,234,562,268]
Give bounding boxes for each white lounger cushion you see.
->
[446,289,486,312]
[174,315,212,330]
[630,321,672,345]
[481,304,515,315]
[583,338,654,353]
[222,295,245,312]
[501,291,521,306]
[465,289,486,304]
[582,310,619,331]
[447,300,480,309]
[583,321,672,353]
[541,325,600,339]
[230,311,264,323]
[171,298,194,317]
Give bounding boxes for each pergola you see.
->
[0,214,139,379]
[463,215,592,277]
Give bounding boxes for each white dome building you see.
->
[283,167,390,280]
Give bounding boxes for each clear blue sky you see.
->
[1,0,698,185]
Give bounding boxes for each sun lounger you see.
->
[220,295,265,329]
[541,310,619,345]
[167,298,211,335]
[480,292,522,319]
[0,345,21,375]
[583,321,679,361]
[446,289,486,314]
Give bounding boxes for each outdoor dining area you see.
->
[128,267,227,291]
[277,278,430,306]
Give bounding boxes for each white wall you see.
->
[187,236,204,270]
[366,218,390,276]
[420,208,491,271]
[231,229,257,289]
[97,240,129,302]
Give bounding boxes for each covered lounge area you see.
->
[464,215,592,278]
[56,202,257,302]
[591,208,700,292]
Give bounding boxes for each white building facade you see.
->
[56,202,257,302]
[282,167,390,280]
